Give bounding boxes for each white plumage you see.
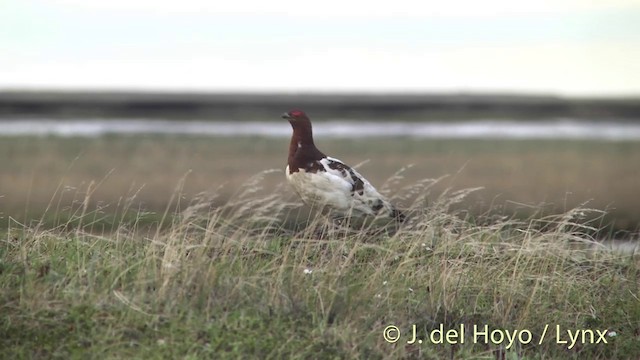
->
[282,110,404,222]
[286,157,398,219]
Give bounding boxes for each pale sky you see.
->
[1,0,639,96]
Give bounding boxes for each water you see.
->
[1,118,640,140]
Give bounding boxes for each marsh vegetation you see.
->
[1,167,639,359]
[1,130,639,358]
[1,136,639,234]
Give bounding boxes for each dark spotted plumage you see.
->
[283,110,405,222]
[325,159,365,196]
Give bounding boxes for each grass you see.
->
[1,170,639,359]
[2,135,640,234]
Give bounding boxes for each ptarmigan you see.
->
[283,110,405,222]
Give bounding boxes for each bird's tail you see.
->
[390,208,406,223]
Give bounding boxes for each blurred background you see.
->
[1,0,639,236]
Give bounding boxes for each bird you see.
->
[282,109,405,223]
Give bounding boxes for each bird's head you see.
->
[282,109,310,126]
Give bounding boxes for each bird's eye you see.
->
[290,110,303,117]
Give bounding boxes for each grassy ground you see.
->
[1,135,639,234]
[1,176,639,359]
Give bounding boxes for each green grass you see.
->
[1,173,639,359]
[2,135,640,234]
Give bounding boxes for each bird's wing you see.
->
[321,157,381,197]
[321,157,405,219]
[287,156,403,220]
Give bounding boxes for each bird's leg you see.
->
[329,214,354,237]
[310,217,343,239]
[308,210,334,239]
[311,225,326,239]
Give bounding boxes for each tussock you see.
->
[1,170,639,359]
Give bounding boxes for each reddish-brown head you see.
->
[283,109,324,171]
[282,109,310,127]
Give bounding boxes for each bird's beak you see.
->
[281,112,292,120]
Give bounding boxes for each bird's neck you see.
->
[289,123,314,151]
[288,123,325,172]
